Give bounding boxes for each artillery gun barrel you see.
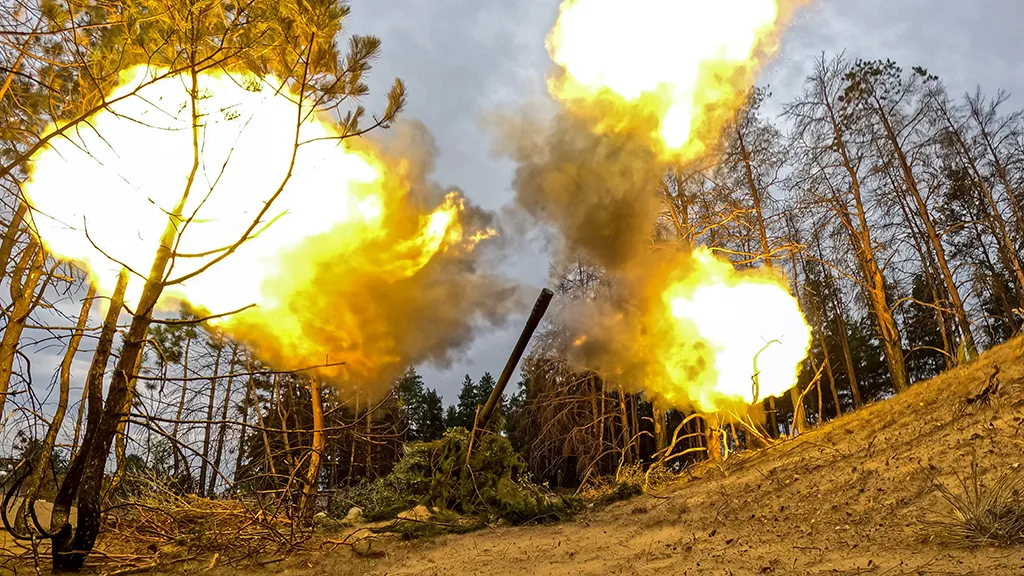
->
[477,287,554,428]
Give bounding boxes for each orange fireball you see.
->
[23,65,481,379]
[547,0,786,157]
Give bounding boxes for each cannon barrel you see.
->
[477,287,554,429]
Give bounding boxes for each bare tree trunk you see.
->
[0,240,45,417]
[630,394,640,462]
[651,401,667,454]
[51,64,206,570]
[16,284,95,532]
[704,413,722,462]
[617,386,632,465]
[785,242,810,434]
[348,393,359,483]
[940,104,1024,306]
[790,387,808,435]
[274,375,296,474]
[233,362,253,484]
[364,401,372,477]
[884,165,955,368]
[741,130,790,438]
[874,103,977,357]
[249,364,276,480]
[968,93,1024,250]
[765,397,778,438]
[209,344,238,496]
[106,347,141,505]
[588,376,605,472]
[301,378,325,514]
[199,339,224,497]
[72,272,128,457]
[815,358,824,424]
[0,202,26,282]
[171,332,193,485]
[812,65,909,394]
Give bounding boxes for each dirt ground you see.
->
[0,499,75,551]
[231,335,1024,576]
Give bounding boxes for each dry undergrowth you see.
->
[927,461,1024,547]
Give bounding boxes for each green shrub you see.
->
[336,428,580,525]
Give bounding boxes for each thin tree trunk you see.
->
[209,344,238,496]
[0,240,44,417]
[969,95,1024,248]
[106,346,142,505]
[651,402,667,454]
[874,99,977,357]
[813,310,842,418]
[812,232,866,407]
[785,242,809,434]
[301,378,325,514]
[765,397,778,438]
[815,357,824,425]
[16,284,95,532]
[704,412,722,461]
[821,83,909,394]
[741,129,791,437]
[348,393,359,483]
[199,340,224,497]
[630,394,640,462]
[617,386,631,465]
[939,101,1024,306]
[72,272,128,457]
[0,202,26,282]
[51,64,206,570]
[249,366,276,480]
[364,401,372,477]
[171,332,193,485]
[886,167,954,369]
[233,361,253,484]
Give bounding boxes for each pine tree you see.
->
[395,367,427,440]
[904,274,949,382]
[418,389,446,441]
[444,405,460,430]
[450,374,481,429]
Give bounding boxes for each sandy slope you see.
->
[248,336,1024,576]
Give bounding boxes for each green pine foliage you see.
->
[337,428,580,525]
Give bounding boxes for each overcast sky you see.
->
[342,0,1024,403]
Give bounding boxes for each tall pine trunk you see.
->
[873,100,977,357]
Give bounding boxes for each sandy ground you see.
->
[0,499,75,551]
[239,336,1024,576]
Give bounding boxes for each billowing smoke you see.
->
[493,107,664,271]
[487,0,812,412]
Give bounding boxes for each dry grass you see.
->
[927,461,1024,547]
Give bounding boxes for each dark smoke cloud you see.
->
[489,106,666,271]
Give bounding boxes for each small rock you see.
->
[343,506,363,525]
[352,539,384,558]
[397,505,432,522]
